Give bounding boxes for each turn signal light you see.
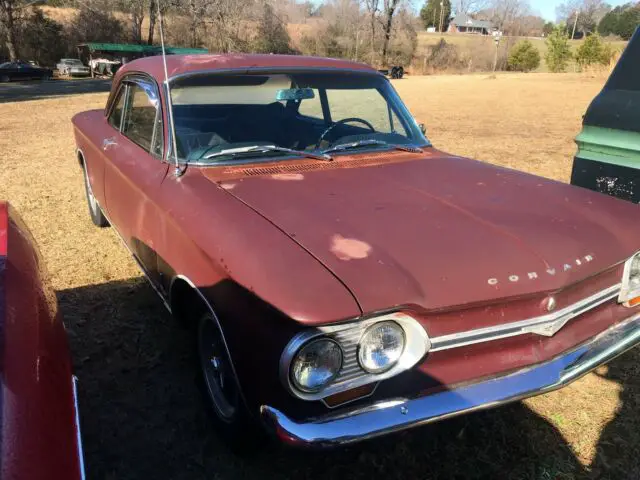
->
[323,383,377,408]
[626,296,640,307]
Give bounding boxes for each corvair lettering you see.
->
[488,255,594,286]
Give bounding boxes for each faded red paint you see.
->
[0,202,7,256]
[72,54,640,423]
[0,203,83,480]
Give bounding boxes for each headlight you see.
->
[358,321,406,373]
[620,252,640,305]
[290,339,343,392]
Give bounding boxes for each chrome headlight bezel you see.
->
[280,313,431,403]
[619,252,640,304]
[358,321,406,373]
[289,338,344,393]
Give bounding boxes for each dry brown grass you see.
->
[1,73,639,479]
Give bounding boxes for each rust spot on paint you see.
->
[330,234,372,261]
[271,173,304,181]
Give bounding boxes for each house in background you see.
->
[448,14,494,35]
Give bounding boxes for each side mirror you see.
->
[419,123,426,135]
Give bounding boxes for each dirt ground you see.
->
[1,73,639,480]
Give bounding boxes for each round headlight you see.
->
[358,321,405,373]
[290,339,343,392]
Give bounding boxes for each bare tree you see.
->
[148,0,156,44]
[455,0,487,15]
[363,0,380,64]
[380,0,400,66]
[556,0,609,36]
[485,0,531,35]
[0,0,21,60]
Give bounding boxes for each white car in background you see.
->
[57,58,90,77]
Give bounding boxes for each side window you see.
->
[122,82,163,157]
[108,88,126,130]
[297,89,323,120]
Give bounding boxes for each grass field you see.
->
[416,31,628,72]
[1,73,639,479]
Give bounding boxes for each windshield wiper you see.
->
[203,144,333,162]
[322,139,423,155]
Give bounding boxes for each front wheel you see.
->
[83,165,109,227]
[196,311,264,452]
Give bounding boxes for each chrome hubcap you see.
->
[199,315,237,422]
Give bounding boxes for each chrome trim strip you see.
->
[100,208,172,313]
[429,283,621,352]
[72,375,86,480]
[261,312,640,448]
[280,312,430,402]
[619,252,640,303]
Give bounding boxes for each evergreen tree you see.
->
[420,0,452,31]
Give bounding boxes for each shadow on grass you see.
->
[0,78,111,103]
[57,278,637,480]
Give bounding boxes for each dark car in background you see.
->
[570,28,640,203]
[0,61,53,82]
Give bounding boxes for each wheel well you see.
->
[170,277,209,326]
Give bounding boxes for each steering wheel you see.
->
[316,117,376,148]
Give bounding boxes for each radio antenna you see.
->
[157,2,181,176]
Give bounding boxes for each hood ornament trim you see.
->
[429,283,620,352]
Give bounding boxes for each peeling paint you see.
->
[330,234,372,261]
[219,182,236,190]
[271,173,304,181]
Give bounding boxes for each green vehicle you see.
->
[570,28,640,203]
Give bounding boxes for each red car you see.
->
[72,54,640,449]
[0,202,85,477]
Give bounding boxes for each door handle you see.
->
[102,137,117,150]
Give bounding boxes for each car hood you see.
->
[205,150,640,313]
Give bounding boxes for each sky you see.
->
[532,0,630,21]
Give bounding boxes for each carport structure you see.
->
[77,43,208,77]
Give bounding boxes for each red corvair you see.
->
[0,202,85,477]
[72,54,640,449]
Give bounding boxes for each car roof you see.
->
[115,54,379,84]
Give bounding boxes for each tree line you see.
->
[0,0,637,71]
[0,0,418,68]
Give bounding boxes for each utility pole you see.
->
[571,9,579,40]
[492,32,502,72]
[439,1,444,33]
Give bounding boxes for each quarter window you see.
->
[122,82,163,157]
[108,88,126,130]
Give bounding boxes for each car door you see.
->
[102,75,169,287]
[81,83,127,213]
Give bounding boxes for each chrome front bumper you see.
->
[261,313,640,448]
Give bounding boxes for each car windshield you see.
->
[169,72,429,164]
[63,59,83,65]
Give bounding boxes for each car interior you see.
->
[168,73,417,162]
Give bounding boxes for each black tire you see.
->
[0,74,10,83]
[397,66,404,79]
[196,311,265,453]
[82,164,109,227]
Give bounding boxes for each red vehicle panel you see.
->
[0,202,85,478]
[71,53,640,449]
